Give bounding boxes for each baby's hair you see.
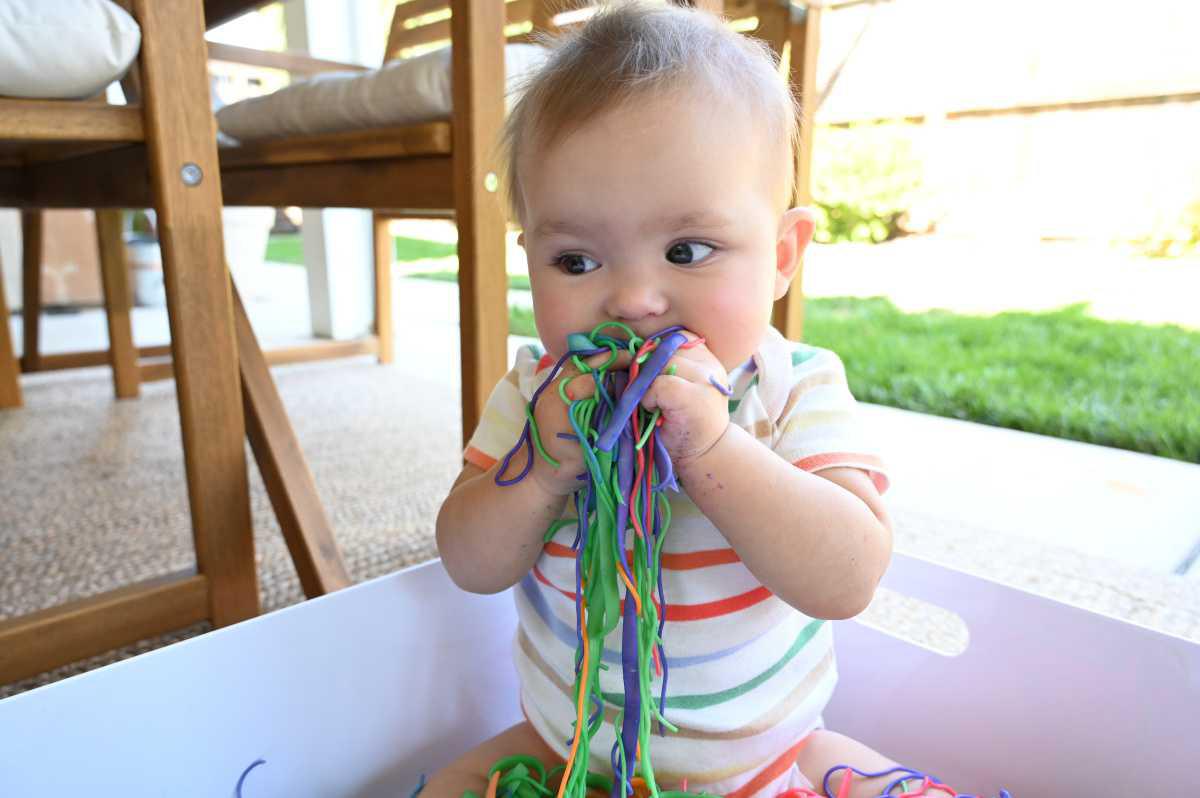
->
[501,0,800,222]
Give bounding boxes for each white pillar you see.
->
[283,0,383,340]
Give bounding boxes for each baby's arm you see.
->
[641,334,891,620]
[436,461,568,594]
[677,431,892,620]
[437,351,626,594]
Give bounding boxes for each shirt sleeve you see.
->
[772,344,890,494]
[462,346,540,471]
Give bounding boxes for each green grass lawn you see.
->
[802,298,1199,464]
[266,234,456,265]
[407,269,1199,462]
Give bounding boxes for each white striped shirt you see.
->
[464,327,888,798]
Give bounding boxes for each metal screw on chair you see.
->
[484,172,498,193]
[180,162,203,186]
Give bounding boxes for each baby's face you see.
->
[518,89,798,370]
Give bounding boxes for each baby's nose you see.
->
[604,278,668,324]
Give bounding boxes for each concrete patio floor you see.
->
[9,259,1199,582]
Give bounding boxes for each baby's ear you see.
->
[517,231,526,248]
[774,207,816,300]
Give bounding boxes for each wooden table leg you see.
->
[19,210,41,373]
[96,209,141,399]
[451,0,509,444]
[771,0,821,342]
[372,213,394,365]
[0,259,21,408]
[135,0,258,626]
[232,282,352,597]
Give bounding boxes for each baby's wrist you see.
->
[530,457,582,497]
[671,420,733,473]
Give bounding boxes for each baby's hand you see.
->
[640,333,731,464]
[529,350,633,496]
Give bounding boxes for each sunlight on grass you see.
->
[804,298,1200,463]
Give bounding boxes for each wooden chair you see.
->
[209,0,821,438]
[682,0,824,340]
[0,0,348,686]
[13,209,154,400]
[210,0,512,443]
[15,206,388,401]
[0,243,20,407]
[0,0,820,686]
[7,0,816,420]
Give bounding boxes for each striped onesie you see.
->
[464,326,889,798]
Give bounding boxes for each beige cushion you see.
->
[216,43,549,143]
[0,0,140,99]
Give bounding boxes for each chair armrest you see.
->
[206,41,369,77]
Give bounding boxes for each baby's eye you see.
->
[665,241,715,266]
[553,253,601,275]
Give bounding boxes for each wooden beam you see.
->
[373,215,395,364]
[389,1,531,53]
[0,165,23,203]
[0,572,208,685]
[232,284,352,597]
[0,256,20,408]
[206,41,368,75]
[139,360,174,383]
[751,1,790,58]
[136,338,380,383]
[20,211,42,372]
[683,0,726,13]
[450,0,509,443]
[263,337,380,367]
[96,209,141,398]
[204,0,272,29]
[219,155,455,209]
[135,0,258,627]
[219,122,451,169]
[0,99,144,143]
[15,144,150,209]
[773,0,821,342]
[21,345,172,373]
[11,140,458,210]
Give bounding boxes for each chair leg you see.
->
[20,210,41,373]
[770,0,821,341]
[135,0,257,626]
[96,209,140,399]
[450,0,509,443]
[0,261,21,408]
[372,213,394,365]
[232,281,351,597]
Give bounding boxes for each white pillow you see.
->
[216,43,549,143]
[0,0,141,100]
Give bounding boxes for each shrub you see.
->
[811,122,925,244]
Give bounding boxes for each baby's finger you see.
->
[654,355,708,383]
[582,348,633,371]
[559,349,633,400]
[671,336,724,368]
[638,372,693,413]
[654,355,730,394]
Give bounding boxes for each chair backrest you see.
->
[383,0,787,64]
[383,0,551,61]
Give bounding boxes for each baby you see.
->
[435,3,901,797]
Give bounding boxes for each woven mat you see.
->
[2,358,1196,698]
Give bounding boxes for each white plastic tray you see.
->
[1,554,1195,796]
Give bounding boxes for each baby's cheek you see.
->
[699,293,768,361]
[531,303,575,355]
